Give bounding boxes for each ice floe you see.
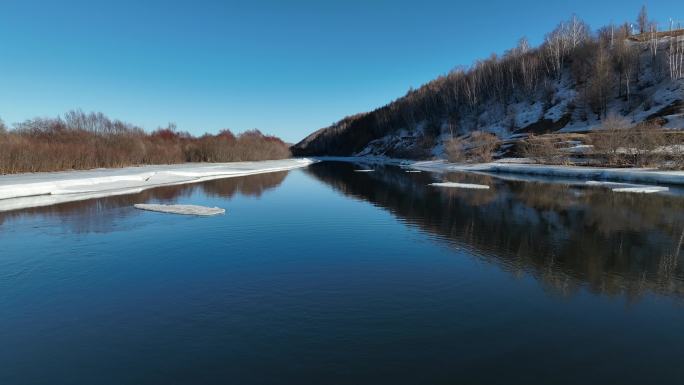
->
[612,186,669,193]
[429,182,490,189]
[585,180,669,193]
[134,204,225,216]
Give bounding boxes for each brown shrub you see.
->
[0,111,291,174]
[590,115,668,167]
[470,131,499,162]
[590,114,633,166]
[445,137,467,163]
[519,134,567,164]
[445,131,498,163]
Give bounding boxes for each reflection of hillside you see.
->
[306,162,684,299]
[0,171,289,232]
[201,171,288,198]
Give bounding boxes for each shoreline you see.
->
[0,158,314,212]
[314,156,684,186]
[411,160,684,186]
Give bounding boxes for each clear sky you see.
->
[0,0,681,142]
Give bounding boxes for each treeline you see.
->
[293,6,684,157]
[0,110,290,174]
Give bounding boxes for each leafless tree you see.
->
[612,37,639,101]
[569,14,590,48]
[649,22,659,61]
[0,111,291,174]
[586,46,614,117]
[544,22,570,80]
[637,5,649,34]
[668,19,684,79]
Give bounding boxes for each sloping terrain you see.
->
[293,22,684,159]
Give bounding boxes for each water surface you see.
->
[2,162,684,384]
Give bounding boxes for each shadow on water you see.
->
[306,161,684,300]
[0,171,290,233]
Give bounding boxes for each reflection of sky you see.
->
[3,165,684,384]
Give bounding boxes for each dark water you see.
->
[2,162,684,385]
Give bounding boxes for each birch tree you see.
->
[668,20,684,79]
[637,6,649,34]
[649,22,659,61]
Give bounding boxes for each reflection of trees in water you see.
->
[307,162,684,300]
[0,171,289,233]
[201,171,288,198]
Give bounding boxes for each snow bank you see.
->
[134,204,225,216]
[0,158,314,212]
[412,162,684,186]
[429,182,490,190]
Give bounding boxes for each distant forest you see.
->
[292,6,684,157]
[0,110,290,174]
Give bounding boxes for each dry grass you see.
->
[0,111,291,174]
[589,115,671,167]
[445,131,499,163]
[628,28,684,42]
[519,134,569,164]
[515,114,683,169]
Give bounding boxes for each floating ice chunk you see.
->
[405,170,422,173]
[134,204,225,216]
[429,182,490,189]
[354,169,374,172]
[586,180,669,193]
[612,186,669,193]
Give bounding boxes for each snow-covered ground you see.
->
[0,158,314,212]
[316,156,684,192]
[410,160,684,186]
[347,74,683,158]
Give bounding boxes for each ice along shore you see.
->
[0,158,315,212]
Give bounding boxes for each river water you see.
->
[2,161,683,384]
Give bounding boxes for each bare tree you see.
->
[588,46,613,117]
[613,37,639,101]
[637,5,649,34]
[569,14,590,48]
[544,22,570,80]
[668,19,684,79]
[649,22,659,61]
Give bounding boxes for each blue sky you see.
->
[0,0,680,142]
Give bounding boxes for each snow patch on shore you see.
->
[412,161,684,187]
[0,159,314,212]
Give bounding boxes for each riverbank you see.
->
[315,156,684,186]
[0,158,314,212]
[411,160,684,186]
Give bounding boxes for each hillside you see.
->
[292,13,684,160]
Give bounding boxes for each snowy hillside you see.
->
[292,21,684,160]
